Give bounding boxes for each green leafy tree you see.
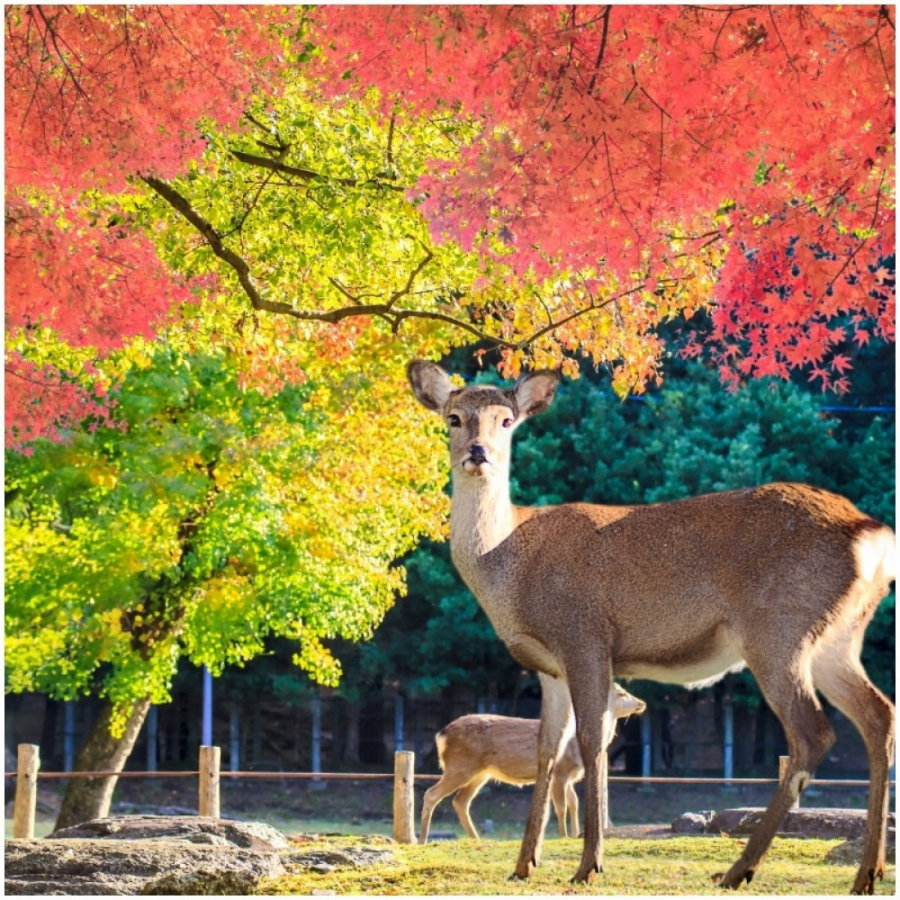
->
[5,334,449,826]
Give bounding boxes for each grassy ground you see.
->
[6,777,893,895]
[265,833,889,896]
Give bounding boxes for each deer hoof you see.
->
[570,863,601,884]
[850,865,880,895]
[714,868,753,890]
[509,859,535,882]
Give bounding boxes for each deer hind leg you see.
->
[512,674,573,879]
[566,780,581,838]
[451,774,491,840]
[550,774,571,837]
[420,771,477,844]
[718,653,835,890]
[812,631,895,895]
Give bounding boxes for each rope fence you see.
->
[7,743,890,842]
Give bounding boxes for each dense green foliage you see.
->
[5,338,449,733]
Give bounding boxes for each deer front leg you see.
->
[570,664,613,884]
[511,674,573,879]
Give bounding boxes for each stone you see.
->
[47,814,289,850]
[671,811,713,834]
[707,808,895,841]
[825,827,896,866]
[6,816,400,894]
[287,847,396,870]
[4,838,285,896]
[425,830,458,842]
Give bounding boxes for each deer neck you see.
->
[449,468,516,582]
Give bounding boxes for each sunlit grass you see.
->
[263,834,895,895]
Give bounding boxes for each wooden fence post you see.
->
[14,744,40,839]
[779,755,800,809]
[393,750,415,844]
[198,745,221,818]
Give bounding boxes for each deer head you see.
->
[407,360,559,480]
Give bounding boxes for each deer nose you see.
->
[468,444,488,464]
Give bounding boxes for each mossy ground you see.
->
[263,834,894,895]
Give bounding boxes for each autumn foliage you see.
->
[4,5,896,443]
[318,5,895,383]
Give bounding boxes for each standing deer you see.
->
[419,678,646,844]
[407,360,895,893]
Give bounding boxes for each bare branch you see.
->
[523,285,646,346]
[230,149,408,191]
[586,5,612,96]
[387,245,434,309]
[386,112,396,170]
[34,7,89,100]
[142,176,697,360]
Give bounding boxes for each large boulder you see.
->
[47,814,289,850]
[707,808,895,841]
[5,839,285,895]
[5,815,396,895]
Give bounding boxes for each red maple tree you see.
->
[315,4,895,387]
[5,5,295,439]
[5,5,895,440]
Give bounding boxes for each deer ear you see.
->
[514,371,559,417]
[407,360,454,412]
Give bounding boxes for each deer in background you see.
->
[419,678,646,844]
[407,360,895,893]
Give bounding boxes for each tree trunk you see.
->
[54,697,151,831]
[343,699,361,765]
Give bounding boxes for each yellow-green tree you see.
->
[5,328,449,826]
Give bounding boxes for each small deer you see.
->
[419,679,646,843]
[407,360,895,893]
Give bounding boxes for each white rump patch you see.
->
[854,527,896,586]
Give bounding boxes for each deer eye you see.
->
[502,417,514,428]
[448,414,461,428]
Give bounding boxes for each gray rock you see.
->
[671,811,713,834]
[6,818,401,895]
[5,838,285,896]
[6,817,400,895]
[183,833,235,847]
[47,814,289,850]
[288,846,396,870]
[141,868,269,895]
[708,808,895,841]
[825,827,896,866]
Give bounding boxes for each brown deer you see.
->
[419,679,646,843]
[407,360,895,893]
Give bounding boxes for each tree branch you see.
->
[141,175,688,359]
[387,245,434,309]
[230,149,407,191]
[586,5,612,96]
